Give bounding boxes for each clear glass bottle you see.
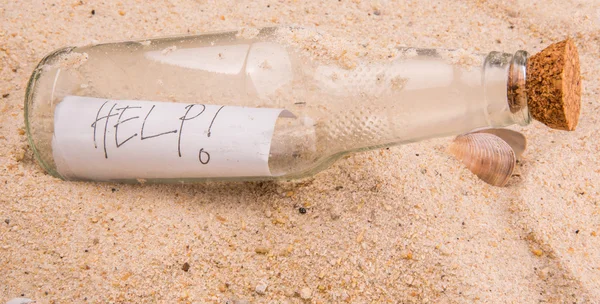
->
[25,26,530,182]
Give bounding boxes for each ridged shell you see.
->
[449,133,516,187]
[472,128,527,159]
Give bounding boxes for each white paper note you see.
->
[52,96,286,181]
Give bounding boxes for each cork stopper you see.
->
[526,39,581,131]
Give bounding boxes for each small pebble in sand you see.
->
[356,230,365,243]
[318,271,326,279]
[299,287,312,300]
[255,282,268,295]
[181,262,190,272]
[255,247,270,254]
[13,148,25,161]
[4,219,9,225]
[531,249,543,257]
[272,218,286,225]
[218,283,228,292]
[299,207,307,214]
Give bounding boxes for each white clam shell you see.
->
[449,132,516,187]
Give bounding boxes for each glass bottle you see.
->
[24,26,530,182]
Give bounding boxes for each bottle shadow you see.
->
[103,179,305,210]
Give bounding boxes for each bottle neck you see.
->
[484,50,531,127]
[319,49,532,155]
[506,50,531,125]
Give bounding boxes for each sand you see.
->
[2,0,600,303]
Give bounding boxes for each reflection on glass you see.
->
[145,42,294,98]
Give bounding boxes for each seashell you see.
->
[449,133,516,187]
[471,128,527,159]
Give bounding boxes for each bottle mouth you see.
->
[507,50,531,126]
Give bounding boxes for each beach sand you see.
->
[1,0,600,303]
